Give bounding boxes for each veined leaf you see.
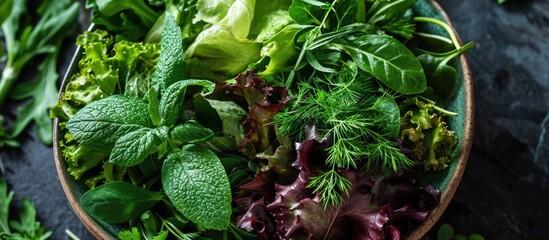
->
[109,128,162,167]
[333,35,426,94]
[159,79,214,127]
[151,15,187,93]
[66,95,153,149]
[162,145,232,230]
[170,121,214,144]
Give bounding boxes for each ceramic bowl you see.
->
[53,0,474,239]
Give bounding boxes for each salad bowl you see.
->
[53,0,473,239]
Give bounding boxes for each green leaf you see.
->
[151,15,187,93]
[468,234,486,240]
[365,0,414,24]
[67,95,153,150]
[159,80,214,127]
[162,145,232,230]
[0,0,11,26]
[334,35,426,94]
[9,198,52,239]
[436,224,455,240]
[9,48,60,144]
[0,179,14,233]
[87,0,159,28]
[417,42,474,99]
[194,0,234,24]
[81,182,163,223]
[170,121,214,144]
[147,88,162,127]
[109,128,161,167]
[375,95,400,138]
[118,227,140,240]
[196,98,248,146]
[288,0,326,25]
[260,24,304,75]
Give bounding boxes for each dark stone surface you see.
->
[0,0,548,239]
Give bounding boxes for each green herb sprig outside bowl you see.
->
[52,0,474,239]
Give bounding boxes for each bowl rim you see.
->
[53,1,474,239]
[406,1,474,239]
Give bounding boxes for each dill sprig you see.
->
[274,62,414,206]
[307,169,352,209]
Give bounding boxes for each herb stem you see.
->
[286,0,340,88]
[413,17,461,50]
[418,96,458,116]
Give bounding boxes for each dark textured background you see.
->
[1,0,548,239]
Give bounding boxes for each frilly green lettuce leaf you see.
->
[399,97,457,171]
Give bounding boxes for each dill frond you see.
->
[307,169,352,208]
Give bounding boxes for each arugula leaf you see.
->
[0,116,19,148]
[0,179,13,233]
[9,47,60,144]
[81,182,163,223]
[109,128,162,167]
[333,35,427,94]
[151,15,187,93]
[66,95,153,150]
[0,0,79,106]
[0,179,52,239]
[162,144,232,230]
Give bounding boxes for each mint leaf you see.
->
[151,15,187,93]
[109,128,161,167]
[159,79,214,127]
[170,121,214,144]
[147,88,161,127]
[81,182,163,223]
[66,95,152,149]
[162,145,231,230]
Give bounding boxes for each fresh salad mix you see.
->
[52,0,472,239]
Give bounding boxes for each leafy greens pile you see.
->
[52,0,473,239]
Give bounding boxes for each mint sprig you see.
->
[67,16,232,230]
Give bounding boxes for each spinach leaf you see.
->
[80,181,163,223]
[418,42,475,99]
[66,95,153,150]
[162,144,232,230]
[333,35,426,94]
[170,121,214,144]
[366,0,414,24]
[151,15,187,93]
